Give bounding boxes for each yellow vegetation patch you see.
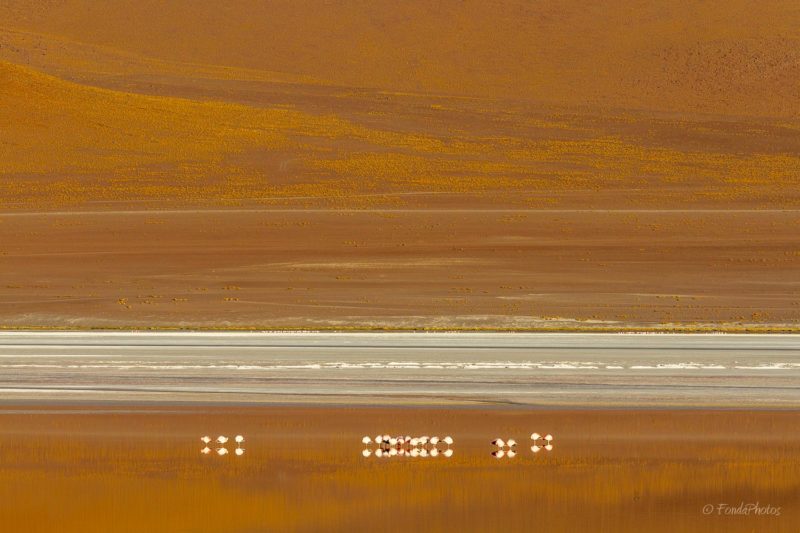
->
[1,61,799,208]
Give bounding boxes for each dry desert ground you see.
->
[1,0,799,330]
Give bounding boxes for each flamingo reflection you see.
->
[199,434,245,457]
[530,432,554,453]
[361,432,455,459]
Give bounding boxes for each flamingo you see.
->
[544,444,553,451]
[375,449,384,458]
[531,433,541,441]
[544,434,553,442]
[507,439,517,447]
[217,436,229,444]
[362,449,372,457]
[430,436,440,446]
[200,436,211,444]
[531,445,541,453]
[430,448,439,457]
[235,448,245,456]
[443,449,454,458]
[235,435,245,444]
[362,436,372,445]
[410,448,420,457]
[420,448,429,458]
[507,450,516,458]
[492,450,505,458]
[216,448,229,456]
[200,446,211,455]
[492,438,505,448]
[410,438,419,447]
[389,437,398,446]
[443,436,454,446]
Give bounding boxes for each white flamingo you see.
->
[531,433,541,441]
[492,438,505,448]
[443,449,454,458]
[443,436,453,446]
[200,446,211,455]
[389,448,398,456]
[201,436,211,444]
[531,445,541,453]
[507,439,517,447]
[235,448,245,456]
[217,436,229,444]
[235,435,245,444]
[492,450,505,458]
[410,448,420,457]
[420,448,429,457]
[375,449,384,458]
[362,436,372,445]
[544,444,553,451]
[362,449,372,457]
[507,450,516,458]
[430,436,440,446]
[430,448,439,457]
[216,448,229,456]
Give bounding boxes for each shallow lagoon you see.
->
[0,405,797,532]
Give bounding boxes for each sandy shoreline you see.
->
[1,332,798,408]
[3,209,799,331]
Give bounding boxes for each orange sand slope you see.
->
[1,1,799,208]
[5,56,798,208]
[2,0,799,117]
[0,1,799,329]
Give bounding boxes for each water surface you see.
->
[0,405,797,532]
